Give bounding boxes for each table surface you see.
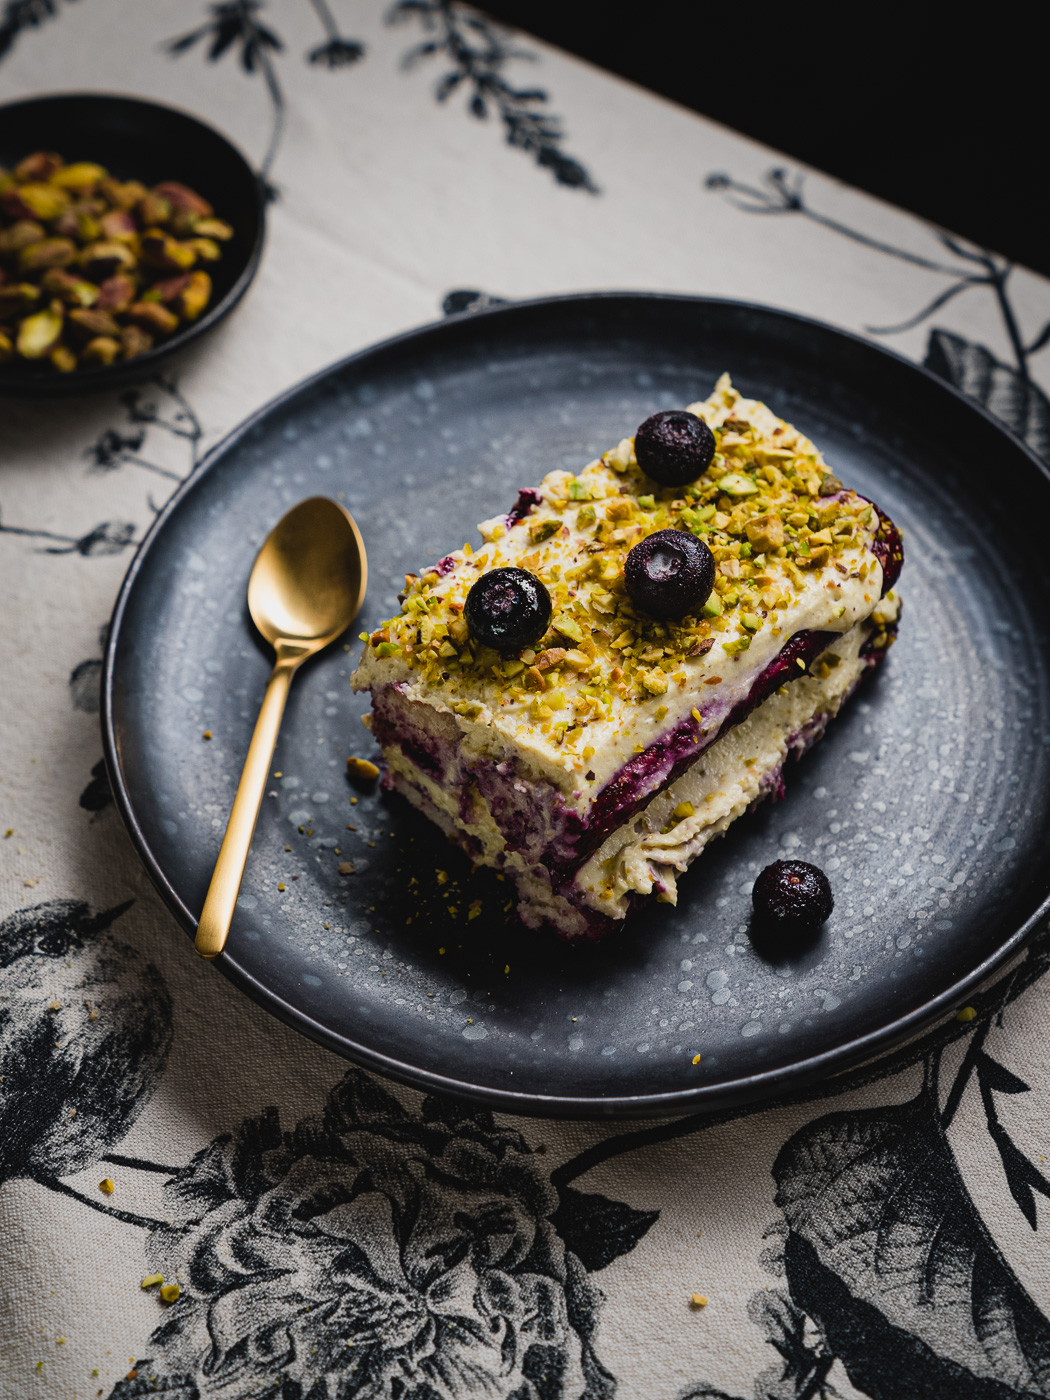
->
[3,4,1050,1398]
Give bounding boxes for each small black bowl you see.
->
[0,91,266,396]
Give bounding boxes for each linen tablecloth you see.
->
[3,3,1050,1396]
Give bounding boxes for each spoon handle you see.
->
[195,658,296,959]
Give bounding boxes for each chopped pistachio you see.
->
[553,615,584,644]
[716,472,759,497]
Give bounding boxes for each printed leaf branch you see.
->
[33,1174,172,1231]
[707,166,1049,383]
[974,1049,1050,1229]
[166,0,286,182]
[0,512,137,555]
[389,0,597,190]
[0,0,74,62]
[306,0,364,67]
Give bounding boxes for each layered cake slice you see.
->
[352,375,902,939]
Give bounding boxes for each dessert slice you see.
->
[352,375,902,940]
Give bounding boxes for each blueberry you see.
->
[635,410,715,487]
[752,860,834,930]
[465,567,551,652]
[624,529,715,620]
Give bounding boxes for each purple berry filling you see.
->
[506,487,543,526]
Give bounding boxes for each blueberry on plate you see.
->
[752,860,834,930]
[465,567,552,651]
[635,409,716,487]
[624,528,716,619]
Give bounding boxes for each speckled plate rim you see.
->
[101,292,1050,1119]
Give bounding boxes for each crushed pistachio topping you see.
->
[358,375,883,751]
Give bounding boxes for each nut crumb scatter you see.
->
[202,730,212,740]
[692,1053,702,1065]
[957,1005,977,1022]
[140,1274,163,1289]
[98,1177,114,1194]
[690,1294,708,1308]
[338,862,355,876]
[159,1283,180,1303]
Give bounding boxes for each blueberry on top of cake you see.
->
[352,374,901,939]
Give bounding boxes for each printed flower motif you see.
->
[144,1072,615,1399]
[0,899,173,1184]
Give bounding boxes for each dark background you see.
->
[481,0,1048,278]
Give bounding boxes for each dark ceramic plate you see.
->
[0,92,265,396]
[103,294,1050,1118]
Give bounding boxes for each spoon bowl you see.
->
[195,496,367,959]
[249,497,367,650]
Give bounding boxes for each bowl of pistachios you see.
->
[0,91,266,395]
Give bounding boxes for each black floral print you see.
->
[0,900,173,1225]
[128,1072,620,1399]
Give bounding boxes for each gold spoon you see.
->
[195,496,367,959]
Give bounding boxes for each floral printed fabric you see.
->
[3,4,1050,1399]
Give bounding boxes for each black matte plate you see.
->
[103,294,1050,1118]
[0,92,265,397]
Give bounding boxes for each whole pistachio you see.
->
[136,192,171,227]
[41,269,99,307]
[184,236,221,263]
[0,282,41,314]
[0,219,46,256]
[53,208,101,242]
[121,324,154,359]
[168,207,201,237]
[14,151,63,182]
[144,272,192,304]
[4,183,71,221]
[99,177,147,209]
[50,343,77,373]
[140,229,195,271]
[193,217,234,241]
[51,162,108,192]
[81,335,121,366]
[18,237,77,273]
[99,209,138,242]
[152,181,212,217]
[16,304,64,359]
[95,273,136,313]
[79,241,137,281]
[68,307,123,342]
[127,301,179,335]
[177,270,212,321]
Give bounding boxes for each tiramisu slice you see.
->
[352,375,902,939]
